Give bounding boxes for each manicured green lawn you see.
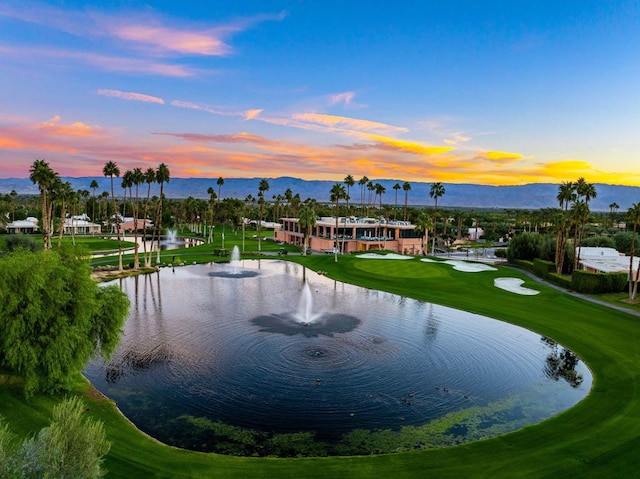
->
[2,254,639,478]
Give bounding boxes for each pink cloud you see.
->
[97,89,165,104]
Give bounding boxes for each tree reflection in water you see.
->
[541,336,583,387]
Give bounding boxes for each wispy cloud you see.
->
[97,89,165,104]
[171,100,258,119]
[292,113,407,134]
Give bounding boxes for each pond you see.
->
[84,261,591,456]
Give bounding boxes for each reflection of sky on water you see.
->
[86,260,591,447]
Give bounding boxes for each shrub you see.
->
[5,234,40,252]
[613,232,640,255]
[507,232,544,262]
[547,273,573,289]
[511,259,534,271]
[533,259,555,279]
[494,248,507,258]
[582,235,616,248]
[571,270,628,294]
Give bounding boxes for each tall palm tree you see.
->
[298,204,317,256]
[358,176,368,213]
[555,180,576,274]
[217,177,224,205]
[257,179,270,252]
[574,178,597,270]
[54,180,74,248]
[29,159,58,251]
[103,161,122,271]
[90,179,99,231]
[344,174,355,214]
[130,168,145,269]
[393,183,401,220]
[402,181,411,221]
[207,186,216,243]
[626,203,640,301]
[142,168,156,267]
[155,163,170,264]
[429,182,446,252]
[9,189,17,221]
[330,183,347,262]
[414,212,433,255]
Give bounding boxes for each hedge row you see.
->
[533,259,555,279]
[571,270,628,294]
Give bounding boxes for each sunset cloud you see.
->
[292,113,408,134]
[36,115,104,137]
[171,100,246,117]
[97,89,165,104]
[364,135,454,156]
[244,109,263,120]
[476,151,524,163]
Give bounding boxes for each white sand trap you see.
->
[356,253,413,260]
[420,258,497,272]
[494,277,540,295]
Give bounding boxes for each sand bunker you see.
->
[356,253,413,260]
[494,278,540,295]
[420,258,497,272]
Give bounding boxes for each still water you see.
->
[85,261,591,455]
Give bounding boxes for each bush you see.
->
[582,235,616,248]
[547,273,573,289]
[571,270,628,294]
[507,232,544,262]
[511,259,534,271]
[613,232,640,255]
[494,248,507,258]
[5,234,40,253]
[533,259,555,279]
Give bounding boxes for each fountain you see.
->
[208,245,259,278]
[294,282,318,325]
[85,261,591,457]
[166,229,178,244]
[230,245,241,275]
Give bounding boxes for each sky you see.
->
[0,1,639,185]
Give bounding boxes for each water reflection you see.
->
[86,261,592,455]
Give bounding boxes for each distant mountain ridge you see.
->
[1,176,638,211]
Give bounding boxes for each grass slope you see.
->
[1,254,639,478]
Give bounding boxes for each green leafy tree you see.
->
[0,396,110,479]
[0,248,129,396]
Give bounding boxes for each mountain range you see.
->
[1,176,638,211]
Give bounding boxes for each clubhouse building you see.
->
[275,216,423,254]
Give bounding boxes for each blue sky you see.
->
[1,1,639,185]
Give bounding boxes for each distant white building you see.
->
[578,247,639,276]
[63,217,101,235]
[6,218,38,234]
[468,227,484,241]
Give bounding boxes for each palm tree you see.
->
[29,159,58,251]
[103,161,122,271]
[402,181,411,221]
[206,186,216,243]
[344,174,355,213]
[54,180,74,248]
[574,178,597,270]
[130,168,145,269]
[358,176,368,213]
[155,163,170,264]
[555,181,576,274]
[298,204,317,256]
[330,183,347,262]
[393,183,401,220]
[429,182,446,253]
[609,202,620,229]
[626,203,640,301]
[142,168,156,267]
[257,179,270,252]
[90,180,99,231]
[217,177,224,204]
[414,212,433,255]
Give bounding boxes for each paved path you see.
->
[505,266,640,318]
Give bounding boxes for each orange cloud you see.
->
[477,151,524,163]
[292,113,408,134]
[364,135,454,156]
[97,89,165,104]
[36,115,104,138]
[244,109,263,120]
